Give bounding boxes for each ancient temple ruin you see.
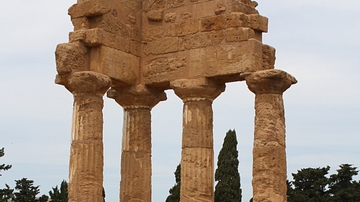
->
[55,0,297,201]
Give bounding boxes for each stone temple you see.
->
[55,0,297,201]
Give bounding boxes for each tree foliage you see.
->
[328,164,360,202]
[166,164,181,202]
[13,178,41,201]
[214,129,242,202]
[49,180,68,202]
[0,184,14,201]
[0,147,12,177]
[288,164,360,202]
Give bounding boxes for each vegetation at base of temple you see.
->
[287,164,360,202]
[249,164,360,202]
[166,129,242,202]
[0,147,105,202]
[165,164,181,202]
[215,129,242,202]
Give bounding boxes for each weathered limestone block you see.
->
[142,53,188,87]
[262,45,276,70]
[179,30,223,50]
[171,78,225,202]
[55,42,88,75]
[120,0,142,11]
[89,13,140,41]
[214,3,227,15]
[127,14,136,24]
[241,69,297,202]
[143,56,187,77]
[142,26,165,42]
[71,17,91,30]
[146,10,164,21]
[68,0,111,18]
[248,14,268,32]
[166,18,200,37]
[198,40,264,81]
[142,0,166,11]
[201,15,227,31]
[70,28,117,48]
[58,71,111,202]
[143,37,179,55]
[201,13,267,33]
[164,12,177,23]
[89,46,138,86]
[224,27,254,42]
[168,0,185,8]
[232,0,259,14]
[107,85,166,202]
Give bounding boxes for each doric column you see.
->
[107,85,166,202]
[56,71,111,202]
[241,69,297,202]
[170,78,225,202]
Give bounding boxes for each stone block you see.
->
[142,54,187,87]
[164,12,177,23]
[55,43,87,74]
[146,10,164,21]
[90,46,138,85]
[89,13,138,40]
[143,37,179,55]
[142,26,165,42]
[225,27,253,42]
[179,30,223,50]
[262,44,276,70]
[142,0,166,11]
[71,17,90,30]
[168,0,185,8]
[194,40,264,81]
[201,15,226,31]
[120,0,141,11]
[166,19,200,36]
[249,14,268,32]
[69,28,140,56]
[226,12,249,28]
[232,0,259,14]
[68,0,111,18]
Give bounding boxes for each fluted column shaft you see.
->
[107,85,166,202]
[171,78,225,202]
[58,71,111,202]
[243,70,297,202]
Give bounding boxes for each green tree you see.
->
[49,180,68,202]
[166,164,181,202]
[215,129,242,202]
[288,166,330,202]
[102,187,106,202]
[328,164,360,202]
[0,148,12,176]
[13,178,40,201]
[0,184,14,201]
[38,194,49,202]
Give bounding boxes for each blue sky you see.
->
[0,0,359,201]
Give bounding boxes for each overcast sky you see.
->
[0,0,359,201]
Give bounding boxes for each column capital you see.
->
[56,71,111,95]
[240,69,297,94]
[107,84,166,109]
[170,78,225,102]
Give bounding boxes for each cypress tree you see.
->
[215,129,242,202]
[166,164,181,202]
